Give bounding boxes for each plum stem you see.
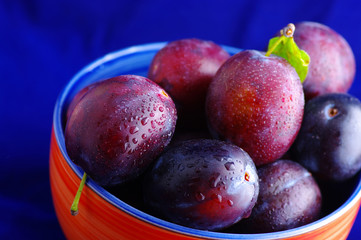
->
[70,172,87,216]
[265,23,295,57]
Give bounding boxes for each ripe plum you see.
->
[292,93,361,181]
[65,75,177,186]
[293,22,355,100]
[206,50,304,166]
[143,139,259,231]
[148,38,230,129]
[241,160,322,233]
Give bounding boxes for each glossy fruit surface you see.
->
[143,139,259,231]
[293,21,355,100]
[206,50,304,166]
[51,42,361,240]
[292,93,361,181]
[240,160,322,233]
[148,38,230,128]
[65,75,177,186]
[66,83,97,121]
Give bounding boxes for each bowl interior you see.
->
[53,42,361,239]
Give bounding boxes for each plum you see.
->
[65,75,177,187]
[240,160,322,233]
[206,50,304,166]
[293,21,355,100]
[66,83,98,121]
[148,38,230,129]
[291,93,361,181]
[143,139,259,231]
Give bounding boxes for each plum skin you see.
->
[292,93,361,181]
[206,50,304,166]
[148,38,230,127]
[241,160,322,233]
[66,83,97,121]
[293,21,355,100]
[65,75,177,187]
[143,139,259,231]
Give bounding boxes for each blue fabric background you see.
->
[1,0,361,239]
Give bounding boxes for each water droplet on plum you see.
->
[225,162,236,171]
[141,117,149,125]
[211,193,222,203]
[195,192,205,202]
[209,173,221,188]
[129,126,139,134]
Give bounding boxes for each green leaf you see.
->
[267,36,310,83]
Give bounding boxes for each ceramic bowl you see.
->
[50,42,361,240]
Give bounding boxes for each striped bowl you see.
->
[50,42,361,240]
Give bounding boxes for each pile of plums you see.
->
[64,21,361,233]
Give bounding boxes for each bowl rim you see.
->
[53,41,361,239]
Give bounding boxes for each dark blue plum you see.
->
[292,93,361,181]
[239,160,322,233]
[143,139,259,231]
